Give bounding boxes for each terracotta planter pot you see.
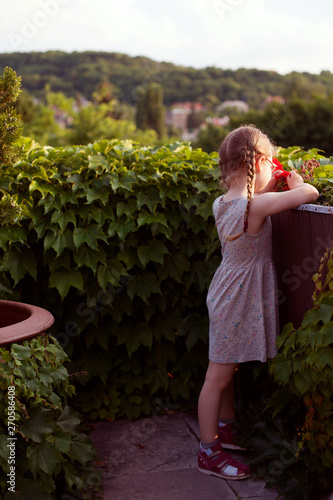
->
[0,300,54,346]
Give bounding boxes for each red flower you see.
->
[272,158,284,170]
[272,158,290,190]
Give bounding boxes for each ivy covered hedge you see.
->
[239,247,333,499]
[0,139,222,421]
[0,139,332,422]
[0,138,332,499]
[0,335,102,499]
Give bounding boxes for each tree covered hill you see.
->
[1,51,332,109]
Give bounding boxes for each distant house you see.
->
[264,95,286,105]
[171,102,206,112]
[216,100,249,113]
[206,116,230,127]
[166,101,206,130]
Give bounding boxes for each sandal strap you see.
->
[203,445,249,475]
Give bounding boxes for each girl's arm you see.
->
[251,171,319,219]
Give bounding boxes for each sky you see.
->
[2,0,333,75]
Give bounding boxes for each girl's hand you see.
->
[287,170,304,190]
[257,172,280,194]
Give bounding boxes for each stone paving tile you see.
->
[227,477,278,499]
[105,469,237,500]
[90,413,199,480]
[89,412,282,500]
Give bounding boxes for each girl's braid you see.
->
[243,148,256,233]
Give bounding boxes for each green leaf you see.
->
[116,199,136,218]
[136,189,162,212]
[57,405,81,434]
[87,154,109,170]
[63,462,86,490]
[137,210,168,228]
[3,478,53,500]
[137,239,169,267]
[29,180,55,198]
[178,313,209,350]
[268,387,294,416]
[159,252,191,282]
[97,260,127,289]
[320,321,333,346]
[20,408,54,443]
[44,228,74,256]
[2,247,37,285]
[52,429,72,453]
[187,260,208,291]
[294,371,313,395]
[69,433,96,465]
[49,268,84,299]
[0,225,27,246]
[127,272,161,303]
[146,368,169,395]
[11,344,33,360]
[316,347,333,369]
[51,208,77,230]
[86,187,109,205]
[118,322,153,356]
[273,360,292,385]
[27,442,62,477]
[302,303,333,326]
[73,223,108,249]
[108,219,136,240]
[38,366,53,386]
[74,245,106,271]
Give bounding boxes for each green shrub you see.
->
[0,138,332,499]
[0,139,222,420]
[0,334,102,499]
[0,139,332,423]
[276,145,333,205]
[238,245,333,499]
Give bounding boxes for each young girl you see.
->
[197,124,319,480]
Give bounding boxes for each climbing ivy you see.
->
[0,138,331,426]
[0,138,222,421]
[0,335,102,499]
[238,245,333,499]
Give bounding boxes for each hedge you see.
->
[0,335,102,499]
[0,138,332,499]
[0,139,222,421]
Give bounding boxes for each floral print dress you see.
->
[207,195,278,363]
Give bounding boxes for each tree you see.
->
[229,97,333,156]
[0,67,26,225]
[136,82,165,138]
[0,67,24,166]
[193,123,226,154]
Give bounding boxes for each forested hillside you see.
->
[1,51,332,108]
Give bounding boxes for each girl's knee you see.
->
[204,362,236,391]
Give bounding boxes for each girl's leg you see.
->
[198,361,236,443]
[219,373,235,421]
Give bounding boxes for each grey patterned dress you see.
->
[207,195,278,364]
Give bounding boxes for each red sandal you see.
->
[218,423,246,451]
[198,442,251,480]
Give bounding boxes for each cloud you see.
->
[2,0,333,74]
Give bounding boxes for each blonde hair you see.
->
[218,125,275,241]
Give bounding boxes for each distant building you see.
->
[264,95,286,105]
[206,116,230,127]
[171,102,206,112]
[166,102,206,131]
[166,108,188,130]
[216,100,249,113]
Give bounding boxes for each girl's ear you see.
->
[255,155,265,172]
